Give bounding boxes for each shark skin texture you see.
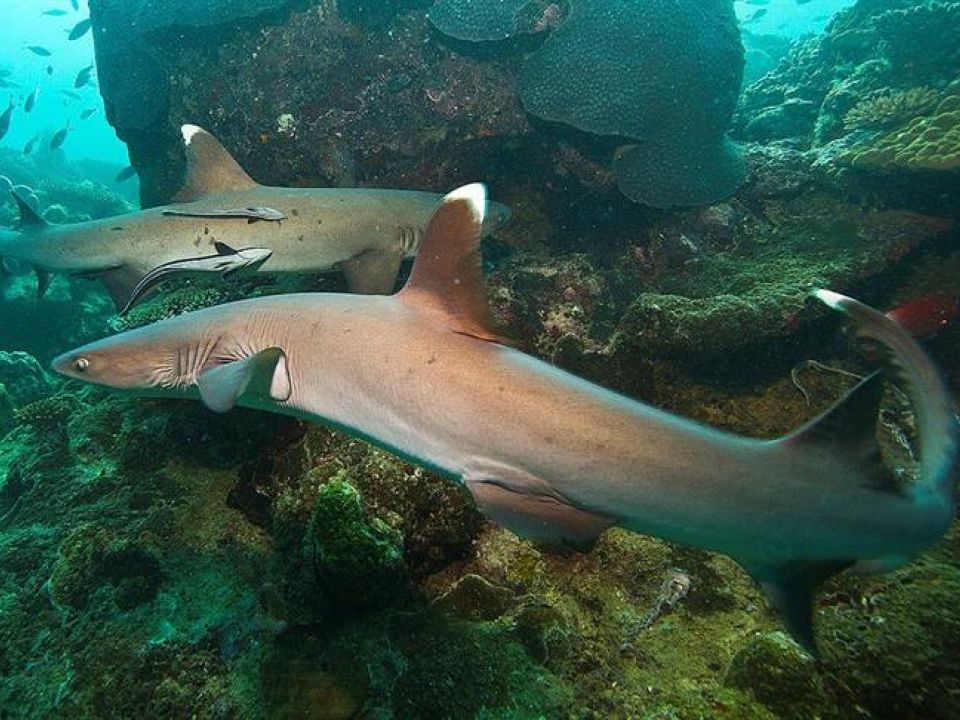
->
[53,184,959,654]
[0,125,511,311]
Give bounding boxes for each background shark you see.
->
[53,184,958,653]
[0,125,511,311]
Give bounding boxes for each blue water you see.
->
[0,0,127,165]
[736,0,857,35]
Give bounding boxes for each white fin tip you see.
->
[812,288,847,310]
[181,124,203,144]
[445,182,487,222]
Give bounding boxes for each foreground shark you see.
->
[0,125,510,312]
[53,184,958,651]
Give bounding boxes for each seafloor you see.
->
[1,1,959,718]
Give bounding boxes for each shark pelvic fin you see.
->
[172,124,259,202]
[746,559,853,656]
[35,267,51,298]
[197,347,291,413]
[782,370,895,492]
[398,183,510,344]
[12,190,47,229]
[339,245,405,294]
[465,467,612,552]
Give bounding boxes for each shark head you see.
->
[52,314,219,395]
[53,301,292,413]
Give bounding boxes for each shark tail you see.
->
[744,290,958,655]
[814,289,958,523]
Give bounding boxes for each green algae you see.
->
[304,474,407,606]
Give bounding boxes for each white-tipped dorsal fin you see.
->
[398,183,509,344]
[173,124,258,202]
[197,347,291,413]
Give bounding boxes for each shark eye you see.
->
[75,357,89,372]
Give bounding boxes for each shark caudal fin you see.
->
[172,124,259,202]
[397,183,510,344]
[814,290,959,521]
[745,290,959,655]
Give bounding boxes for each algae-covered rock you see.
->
[48,525,163,611]
[0,351,50,407]
[725,631,827,718]
[304,476,407,606]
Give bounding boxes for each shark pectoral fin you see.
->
[398,184,512,344]
[197,347,291,413]
[745,559,853,656]
[172,124,259,202]
[339,246,405,294]
[465,472,612,552]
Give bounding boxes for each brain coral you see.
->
[431,0,746,207]
[429,0,550,41]
[848,95,960,172]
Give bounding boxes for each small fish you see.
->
[74,64,94,88]
[115,165,137,182]
[46,65,54,76]
[162,206,287,223]
[71,0,79,10]
[0,78,19,89]
[23,134,40,156]
[743,8,767,23]
[68,18,92,41]
[25,87,39,113]
[50,121,70,150]
[60,89,81,100]
[26,46,52,57]
[886,294,960,340]
[43,9,68,16]
[0,98,14,141]
[79,107,97,119]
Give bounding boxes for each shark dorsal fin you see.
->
[398,183,508,344]
[173,124,258,202]
[11,190,47,229]
[782,371,895,492]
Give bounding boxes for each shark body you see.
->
[0,125,510,310]
[53,185,958,651]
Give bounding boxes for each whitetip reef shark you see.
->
[0,125,510,313]
[52,184,958,653]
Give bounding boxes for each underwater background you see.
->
[0,0,959,718]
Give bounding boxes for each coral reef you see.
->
[0,1,958,718]
[846,95,960,171]
[843,86,941,131]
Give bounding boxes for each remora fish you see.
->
[52,184,959,652]
[0,125,510,310]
